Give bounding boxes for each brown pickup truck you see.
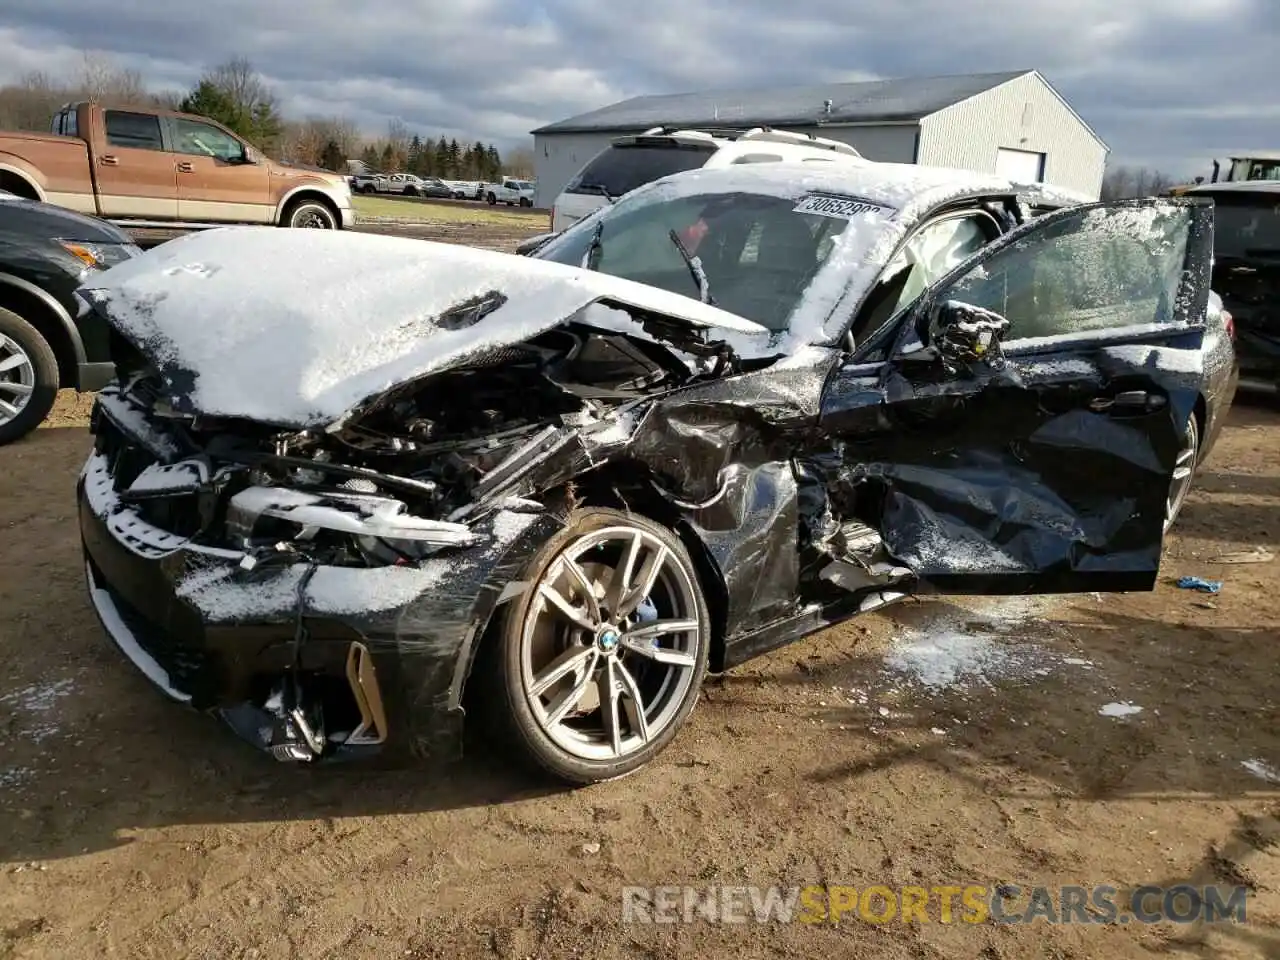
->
[0,101,354,229]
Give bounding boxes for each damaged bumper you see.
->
[78,447,558,764]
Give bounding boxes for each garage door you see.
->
[995,147,1045,183]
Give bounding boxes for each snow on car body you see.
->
[75,161,1232,784]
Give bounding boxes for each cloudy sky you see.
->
[0,0,1273,175]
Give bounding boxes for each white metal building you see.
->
[530,70,1108,208]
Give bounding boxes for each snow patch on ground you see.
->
[1099,702,1144,718]
[1241,759,1280,784]
[0,678,77,744]
[881,596,1095,693]
[0,767,35,791]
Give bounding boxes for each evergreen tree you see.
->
[318,139,345,172]
[434,136,450,176]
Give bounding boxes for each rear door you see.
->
[93,110,178,220]
[168,116,271,224]
[818,197,1213,595]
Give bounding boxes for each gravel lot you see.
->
[1,216,1278,959]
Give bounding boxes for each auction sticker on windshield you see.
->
[793,195,895,219]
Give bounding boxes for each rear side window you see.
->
[105,111,164,151]
[1202,193,1280,259]
[565,142,715,198]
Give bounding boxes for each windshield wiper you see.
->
[668,229,715,305]
[576,183,615,203]
[581,220,605,271]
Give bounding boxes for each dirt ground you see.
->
[1,220,1278,959]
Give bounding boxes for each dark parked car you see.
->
[0,190,141,443]
[1180,180,1280,392]
[414,177,455,199]
[77,162,1229,785]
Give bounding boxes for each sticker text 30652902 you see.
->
[792,195,894,219]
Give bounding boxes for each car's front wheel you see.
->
[489,508,710,785]
[284,200,338,229]
[1164,412,1201,531]
[0,307,58,446]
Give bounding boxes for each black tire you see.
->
[282,199,338,229]
[403,186,418,197]
[519,197,532,208]
[481,507,711,785]
[0,306,59,446]
[486,192,497,205]
[1164,410,1201,531]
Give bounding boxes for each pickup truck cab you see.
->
[484,178,535,207]
[0,101,354,230]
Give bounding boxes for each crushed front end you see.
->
[79,382,547,764]
[77,309,734,765]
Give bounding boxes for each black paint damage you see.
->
[78,197,1215,765]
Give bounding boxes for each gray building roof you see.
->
[532,70,1031,135]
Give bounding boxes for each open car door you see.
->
[818,197,1214,595]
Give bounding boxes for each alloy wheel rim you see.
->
[0,333,35,425]
[520,525,701,762]
[296,209,333,228]
[1165,415,1199,531]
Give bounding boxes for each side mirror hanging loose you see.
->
[926,300,1011,374]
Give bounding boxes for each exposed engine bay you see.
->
[98,314,754,572]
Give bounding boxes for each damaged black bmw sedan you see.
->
[77,162,1229,784]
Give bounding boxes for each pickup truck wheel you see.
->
[283,200,338,229]
[519,197,532,207]
[403,186,419,197]
[486,192,497,205]
[0,307,58,446]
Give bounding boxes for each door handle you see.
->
[99,155,119,166]
[177,161,194,173]
[1089,390,1166,412]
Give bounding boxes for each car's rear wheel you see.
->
[486,192,497,205]
[0,307,58,446]
[489,509,710,785]
[1164,412,1200,531]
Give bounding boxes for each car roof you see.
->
[635,159,1017,214]
[1184,180,1280,195]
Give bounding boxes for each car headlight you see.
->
[228,486,477,568]
[59,240,142,270]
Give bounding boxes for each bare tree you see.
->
[78,51,146,104]
[180,57,283,151]
[383,119,411,172]
[504,146,535,178]
[209,56,277,121]
[149,89,186,111]
[0,72,64,131]
[280,115,361,166]
[1101,163,1182,200]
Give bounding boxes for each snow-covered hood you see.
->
[79,227,770,429]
